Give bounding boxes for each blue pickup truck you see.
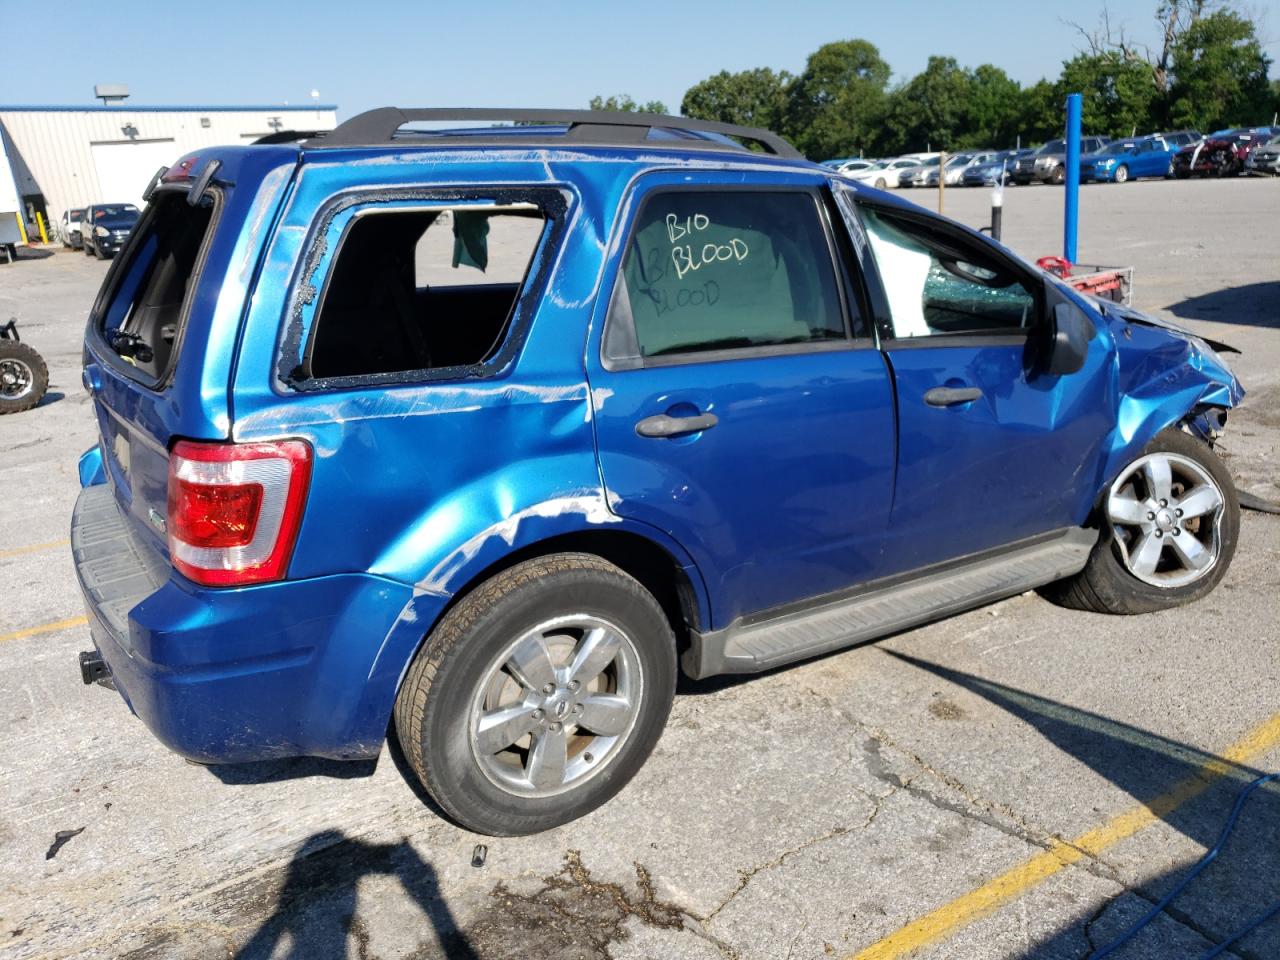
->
[73,108,1243,835]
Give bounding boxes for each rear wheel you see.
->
[394,553,677,836]
[1114,164,1130,184]
[1045,429,1238,614]
[0,340,49,414]
[874,177,887,189]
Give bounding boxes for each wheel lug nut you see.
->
[1159,499,1168,507]
[532,709,544,721]
[567,680,580,692]
[542,683,555,696]
[549,721,563,733]
[1176,508,1183,517]
[572,703,583,715]
[1173,528,1180,536]
[1155,530,1163,538]
[1147,512,1156,521]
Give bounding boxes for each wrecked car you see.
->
[73,108,1244,836]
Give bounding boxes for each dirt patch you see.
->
[462,850,691,960]
[928,698,965,721]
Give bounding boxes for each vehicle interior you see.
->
[307,206,546,379]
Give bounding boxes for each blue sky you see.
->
[5,0,1276,117]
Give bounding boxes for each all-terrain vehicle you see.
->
[73,108,1243,835]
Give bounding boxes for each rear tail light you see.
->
[167,439,312,586]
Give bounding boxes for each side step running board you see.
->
[684,528,1096,679]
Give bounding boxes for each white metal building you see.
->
[0,105,337,236]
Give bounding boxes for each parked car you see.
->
[80,203,141,259]
[835,158,877,175]
[1080,135,1180,183]
[60,208,86,249]
[845,157,921,189]
[1014,136,1111,184]
[1245,134,1280,175]
[1154,130,1203,148]
[961,149,1026,186]
[1173,129,1272,178]
[72,107,1245,837]
[898,155,943,187]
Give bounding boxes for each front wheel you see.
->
[394,553,677,836]
[1114,164,1130,184]
[874,177,887,189]
[1045,428,1238,614]
[1050,166,1065,185]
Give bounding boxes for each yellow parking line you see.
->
[849,710,1280,960]
[0,538,70,560]
[0,615,89,644]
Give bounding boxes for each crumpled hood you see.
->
[1086,294,1245,448]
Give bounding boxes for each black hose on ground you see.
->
[1237,488,1280,515]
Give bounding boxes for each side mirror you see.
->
[1045,301,1095,375]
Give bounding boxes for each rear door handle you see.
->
[635,412,719,438]
[923,386,982,407]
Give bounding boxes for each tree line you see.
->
[592,1,1277,160]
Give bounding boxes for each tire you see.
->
[874,178,887,189]
[1044,428,1239,614]
[1049,165,1065,185]
[84,240,93,257]
[0,340,49,414]
[92,242,104,260]
[1114,164,1129,184]
[394,553,677,836]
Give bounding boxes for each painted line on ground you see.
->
[0,538,70,560]
[848,709,1280,960]
[0,615,89,645]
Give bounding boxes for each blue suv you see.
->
[73,108,1244,835]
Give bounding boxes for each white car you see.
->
[835,159,877,175]
[60,208,86,248]
[846,158,922,190]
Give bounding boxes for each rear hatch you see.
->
[82,148,297,558]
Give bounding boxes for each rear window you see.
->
[305,205,547,380]
[95,192,215,383]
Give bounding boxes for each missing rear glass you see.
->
[304,205,547,380]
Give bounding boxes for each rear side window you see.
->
[306,205,546,380]
[614,191,848,360]
[96,192,215,383]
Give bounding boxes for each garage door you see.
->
[90,140,177,208]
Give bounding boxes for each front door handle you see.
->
[924,386,983,407]
[635,412,719,438]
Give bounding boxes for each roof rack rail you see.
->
[253,129,327,145]
[306,107,803,159]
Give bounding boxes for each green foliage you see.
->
[784,39,891,159]
[588,95,668,115]
[1167,10,1272,130]
[1058,53,1161,136]
[675,5,1275,161]
[681,68,793,130]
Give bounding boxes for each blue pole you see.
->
[1064,92,1081,264]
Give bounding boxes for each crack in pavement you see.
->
[700,784,900,928]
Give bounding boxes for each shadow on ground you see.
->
[231,829,477,960]
[887,651,1280,959]
[1165,282,1280,329]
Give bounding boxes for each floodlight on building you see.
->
[94,84,130,106]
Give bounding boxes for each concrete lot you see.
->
[1,176,1278,960]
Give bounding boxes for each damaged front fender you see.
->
[1099,300,1244,485]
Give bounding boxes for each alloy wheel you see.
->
[468,614,644,798]
[0,357,34,401]
[1106,452,1225,588]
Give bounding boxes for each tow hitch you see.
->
[79,650,114,689]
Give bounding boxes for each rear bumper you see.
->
[72,483,419,763]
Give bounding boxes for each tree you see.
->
[681,68,793,130]
[1058,52,1161,135]
[877,57,973,154]
[588,95,668,114]
[1017,79,1063,144]
[964,64,1023,147]
[1167,9,1272,129]
[783,39,891,160]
